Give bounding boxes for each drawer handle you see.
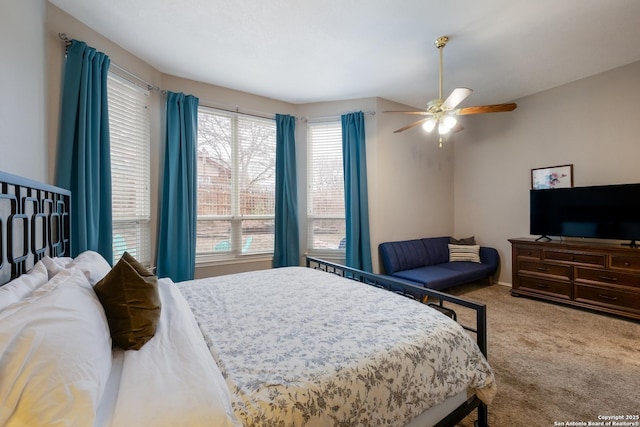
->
[536,267,549,272]
[598,294,618,301]
[535,283,550,289]
[624,261,631,266]
[598,275,618,282]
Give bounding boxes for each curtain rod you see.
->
[58,32,165,95]
[58,33,376,122]
[301,111,376,123]
[199,99,277,120]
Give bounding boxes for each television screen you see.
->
[530,183,640,242]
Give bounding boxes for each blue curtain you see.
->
[273,114,300,267]
[156,92,199,281]
[342,112,372,272]
[56,40,113,261]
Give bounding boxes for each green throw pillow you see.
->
[94,252,161,350]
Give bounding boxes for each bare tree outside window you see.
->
[196,108,276,257]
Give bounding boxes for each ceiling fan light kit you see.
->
[385,35,517,145]
[422,118,437,132]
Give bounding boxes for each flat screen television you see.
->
[530,183,640,246]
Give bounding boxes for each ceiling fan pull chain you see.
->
[438,42,443,100]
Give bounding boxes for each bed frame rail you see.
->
[306,256,489,427]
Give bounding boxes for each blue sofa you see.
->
[379,236,499,291]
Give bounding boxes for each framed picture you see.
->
[531,164,573,189]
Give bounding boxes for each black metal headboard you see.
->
[0,171,71,286]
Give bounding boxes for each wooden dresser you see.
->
[509,238,640,320]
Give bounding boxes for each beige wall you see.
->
[453,60,640,284]
[0,0,47,181]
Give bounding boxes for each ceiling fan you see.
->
[385,36,517,145]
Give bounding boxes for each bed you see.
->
[0,170,495,427]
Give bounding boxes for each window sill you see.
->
[305,250,345,265]
[195,253,273,268]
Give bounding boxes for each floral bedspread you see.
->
[176,267,495,427]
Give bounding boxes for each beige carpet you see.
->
[444,283,640,426]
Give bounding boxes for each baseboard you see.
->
[495,281,512,288]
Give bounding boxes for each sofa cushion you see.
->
[420,237,450,265]
[379,237,450,275]
[393,262,496,291]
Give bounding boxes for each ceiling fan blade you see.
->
[393,117,429,133]
[441,87,473,110]
[455,103,517,116]
[384,110,430,115]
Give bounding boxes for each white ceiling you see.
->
[49,0,640,109]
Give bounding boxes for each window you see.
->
[307,121,345,251]
[107,73,151,266]
[196,107,276,259]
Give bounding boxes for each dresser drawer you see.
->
[517,275,572,299]
[518,260,571,279]
[516,247,542,259]
[610,255,640,271]
[544,251,605,267]
[575,284,640,314]
[574,267,640,289]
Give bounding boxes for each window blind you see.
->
[107,73,151,266]
[307,121,345,251]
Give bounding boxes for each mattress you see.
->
[177,266,496,427]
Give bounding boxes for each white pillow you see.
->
[0,267,112,426]
[0,261,48,311]
[110,278,242,427]
[448,244,481,263]
[41,255,74,279]
[67,250,113,285]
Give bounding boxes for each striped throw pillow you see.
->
[448,244,481,263]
